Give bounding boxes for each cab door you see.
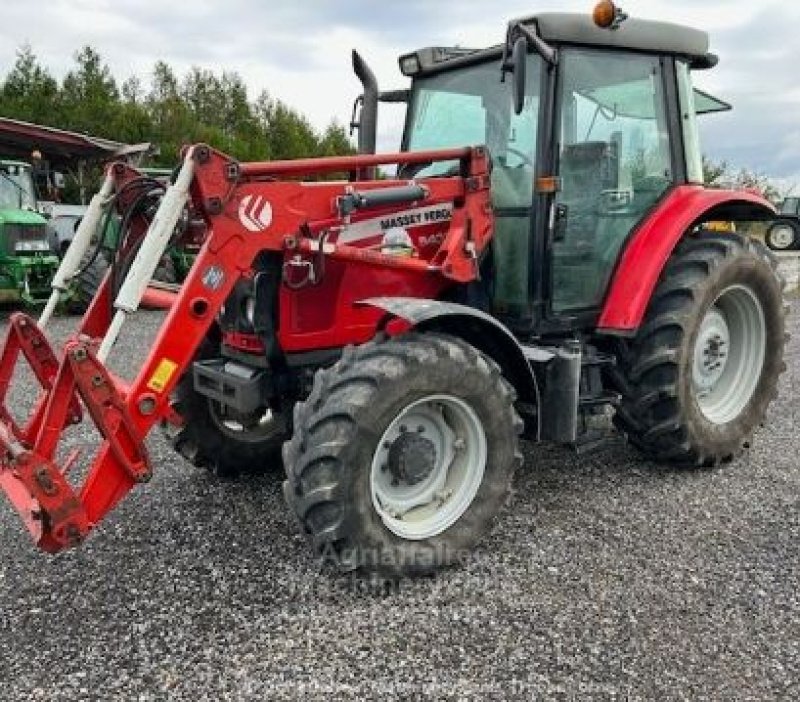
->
[549,49,674,315]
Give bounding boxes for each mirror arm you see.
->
[501,22,558,78]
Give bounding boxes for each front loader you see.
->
[0,3,786,577]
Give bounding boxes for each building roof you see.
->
[0,117,153,169]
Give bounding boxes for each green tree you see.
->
[60,46,120,137]
[0,45,60,124]
[0,44,355,173]
[703,156,783,202]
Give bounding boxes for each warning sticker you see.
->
[147,358,179,393]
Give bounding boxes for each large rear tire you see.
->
[611,231,786,465]
[164,340,290,478]
[282,333,523,578]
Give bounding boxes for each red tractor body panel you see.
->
[597,186,775,334]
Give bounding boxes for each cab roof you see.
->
[526,12,709,59]
[406,12,714,76]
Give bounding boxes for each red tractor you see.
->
[0,4,786,577]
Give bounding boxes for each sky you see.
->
[1,0,799,187]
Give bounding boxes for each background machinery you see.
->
[765,197,800,251]
[0,3,786,577]
[0,159,60,304]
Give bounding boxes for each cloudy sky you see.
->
[2,0,799,186]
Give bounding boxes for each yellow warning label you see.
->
[147,358,179,393]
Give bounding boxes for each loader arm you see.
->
[0,144,493,552]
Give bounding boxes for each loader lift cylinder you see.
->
[38,171,116,329]
[97,150,196,362]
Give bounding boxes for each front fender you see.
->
[598,186,775,334]
[359,297,541,408]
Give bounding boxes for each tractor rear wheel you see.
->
[612,231,786,465]
[282,333,523,578]
[165,340,289,477]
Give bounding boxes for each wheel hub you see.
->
[386,431,437,486]
[691,285,766,425]
[693,309,730,391]
[370,395,487,541]
[770,224,795,250]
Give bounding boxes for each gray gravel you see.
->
[0,305,798,701]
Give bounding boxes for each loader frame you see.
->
[0,144,494,552]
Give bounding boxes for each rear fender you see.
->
[598,186,776,334]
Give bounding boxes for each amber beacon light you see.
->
[593,1,627,30]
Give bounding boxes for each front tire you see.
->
[612,231,786,465]
[283,333,523,578]
[164,340,290,477]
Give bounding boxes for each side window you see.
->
[677,61,704,184]
[553,50,672,312]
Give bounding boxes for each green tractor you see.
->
[0,160,59,305]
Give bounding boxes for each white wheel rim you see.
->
[370,394,487,541]
[692,284,766,425]
[209,404,283,443]
[769,224,795,250]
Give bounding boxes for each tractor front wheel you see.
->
[613,232,786,465]
[283,333,523,578]
[165,340,290,477]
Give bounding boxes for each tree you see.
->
[702,156,728,187]
[0,43,355,176]
[60,46,120,137]
[0,45,60,124]
[702,156,784,203]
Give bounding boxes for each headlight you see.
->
[15,241,51,253]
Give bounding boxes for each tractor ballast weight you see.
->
[0,6,787,576]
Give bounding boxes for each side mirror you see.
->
[501,22,556,115]
[501,36,528,116]
[510,37,528,116]
[52,172,65,189]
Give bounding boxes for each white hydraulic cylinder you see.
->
[38,172,116,329]
[97,150,196,363]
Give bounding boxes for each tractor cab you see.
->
[393,12,718,333]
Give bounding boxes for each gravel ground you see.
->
[0,305,798,701]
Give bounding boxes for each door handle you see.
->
[553,203,569,242]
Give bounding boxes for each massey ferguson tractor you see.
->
[0,4,786,577]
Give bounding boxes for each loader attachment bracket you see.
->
[0,316,150,552]
[0,313,82,445]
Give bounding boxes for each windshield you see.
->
[0,164,36,210]
[405,58,541,179]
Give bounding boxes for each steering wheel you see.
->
[503,147,534,168]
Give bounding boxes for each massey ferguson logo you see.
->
[238,195,273,232]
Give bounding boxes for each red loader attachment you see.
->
[0,144,493,552]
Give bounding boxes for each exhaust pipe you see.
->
[352,50,378,156]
